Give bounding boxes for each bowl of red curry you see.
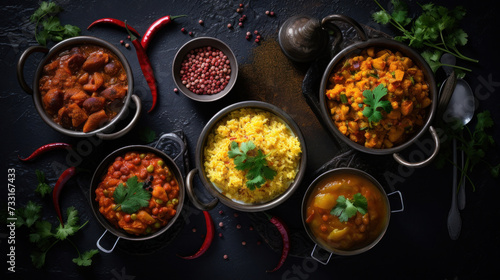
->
[90,145,185,252]
[17,36,141,139]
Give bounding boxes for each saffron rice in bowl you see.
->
[204,107,302,204]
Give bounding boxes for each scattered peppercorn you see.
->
[249,226,254,231]
[120,39,124,44]
[234,213,239,217]
[236,8,242,13]
[219,210,224,215]
[218,232,223,238]
[125,43,130,48]
[192,227,197,232]
[239,3,243,7]
[127,35,131,39]
[236,224,241,229]
[173,87,179,93]
[199,19,204,25]
[254,30,259,35]
[245,35,250,40]
[246,31,251,36]
[270,11,275,16]
[189,31,193,36]
[265,10,270,15]
[242,241,246,246]
[255,39,260,43]
[238,22,243,27]
[256,35,261,40]
[181,27,186,33]
[227,23,232,28]
[223,254,229,260]
[219,221,224,227]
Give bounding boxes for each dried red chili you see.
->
[53,166,76,227]
[140,15,186,50]
[18,143,72,162]
[178,211,214,259]
[124,21,158,113]
[265,213,290,273]
[87,18,141,37]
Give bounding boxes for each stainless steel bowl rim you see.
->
[193,100,307,211]
[319,38,438,155]
[301,167,391,256]
[32,36,134,137]
[89,145,185,241]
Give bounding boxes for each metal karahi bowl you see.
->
[17,36,141,140]
[89,145,185,252]
[318,15,439,167]
[172,37,238,102]
[301,167,403,264]
[185,101,307,212]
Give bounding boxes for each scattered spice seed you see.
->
[249,226,254,231]
[120,39,124,44]
[254,30,259,34]
[223,254,229,260]
[236,8,242,13]
[181,27,186,33]
[270,11,275,16]
[234,213,239,217]
[239,3,243,7]
[246,31,251,36]
[173,87,178,93]
[219,210,224,215]
[219,222,224,227]
[124,43,130,48]
[256,35,261,40]
[188,31,193,36]
[242,241,246,246]
[238,22,243,27]
[227,23,232,28]
[219,232,223,238]
[236,224,241,229]
[127,35,131,39]
[245,35,250,40]
[255,39,260,43]
[192,227,197,232]
[199,19,204,25]
[265,10,270,15]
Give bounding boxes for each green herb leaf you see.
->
[73,249,99,266]
[330,193,368,222]
[31,251,47,269]
[30,1,80,46]
[29,221,53,243]
[228,141,277,190]
[54,207,85,240]
[35,170,52,198]
[340,93,348,104]
[362,84,392,124]
[113,176,151,214]
[16,201,42,228]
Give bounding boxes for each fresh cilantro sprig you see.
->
[330,193,368,222]
[362,84,393,124]
[437,110,500,190]
[30,1,81,46]
[228,140,277,190]
[35,170,52,198]
[113,176,151,214]
[372,0,477,73]
[16,203,99,268]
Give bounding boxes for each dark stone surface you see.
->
[1,0,499,279]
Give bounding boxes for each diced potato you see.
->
[328,227,348,241]
[313,193,336,210]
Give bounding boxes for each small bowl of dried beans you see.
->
[172,37,238,102]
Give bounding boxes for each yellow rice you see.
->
[203,108,302,203]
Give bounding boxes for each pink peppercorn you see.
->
[239,3,243,7]
[219,221,224,227]
[223,254,229,260]
[120,39,124,44]
[236,224,241,229]
[181,27,186,33]
[270,11,275,16]
[238,22,243,27]
[124,43,130,48]
[188,31,193,36]
[199,19,204,25]
[265,10,270,15]
[255,39,260,43]
[254,30,258,34]
[227,23,232,28]
[242,241,246,246]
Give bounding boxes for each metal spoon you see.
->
[443,77,475,240]
[447,79,475,210]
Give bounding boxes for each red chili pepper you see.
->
[87,18,141,37]
[53,167,76,227]
[265,213,290,273]
[178,211,214,259]
[141,15,186,50]
[18,143,72,162]
[124,21,158,113]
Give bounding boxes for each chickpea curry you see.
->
[325,47,432,149]
[39,44,128,133]
[95,152,180,236]
[305,172,388,251]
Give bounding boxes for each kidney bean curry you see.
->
[39,44,128,132]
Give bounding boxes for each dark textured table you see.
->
[1,0,499,279]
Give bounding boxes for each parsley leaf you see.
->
[228,141,277,190]
[73,249,99,266]
[330,193,368,222]
[30,1,81,46]
[362,84,393,124]
[113,176,151,214]
[35,170,52,198]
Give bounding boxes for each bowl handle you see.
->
[320,14,368,57]
[17,46,49,95]
[393,126,440,168]
[96,229,120,253]
[185,169,219,211]
[310,244,333,265]
[387,190,404,213]
[96,94,142,140]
